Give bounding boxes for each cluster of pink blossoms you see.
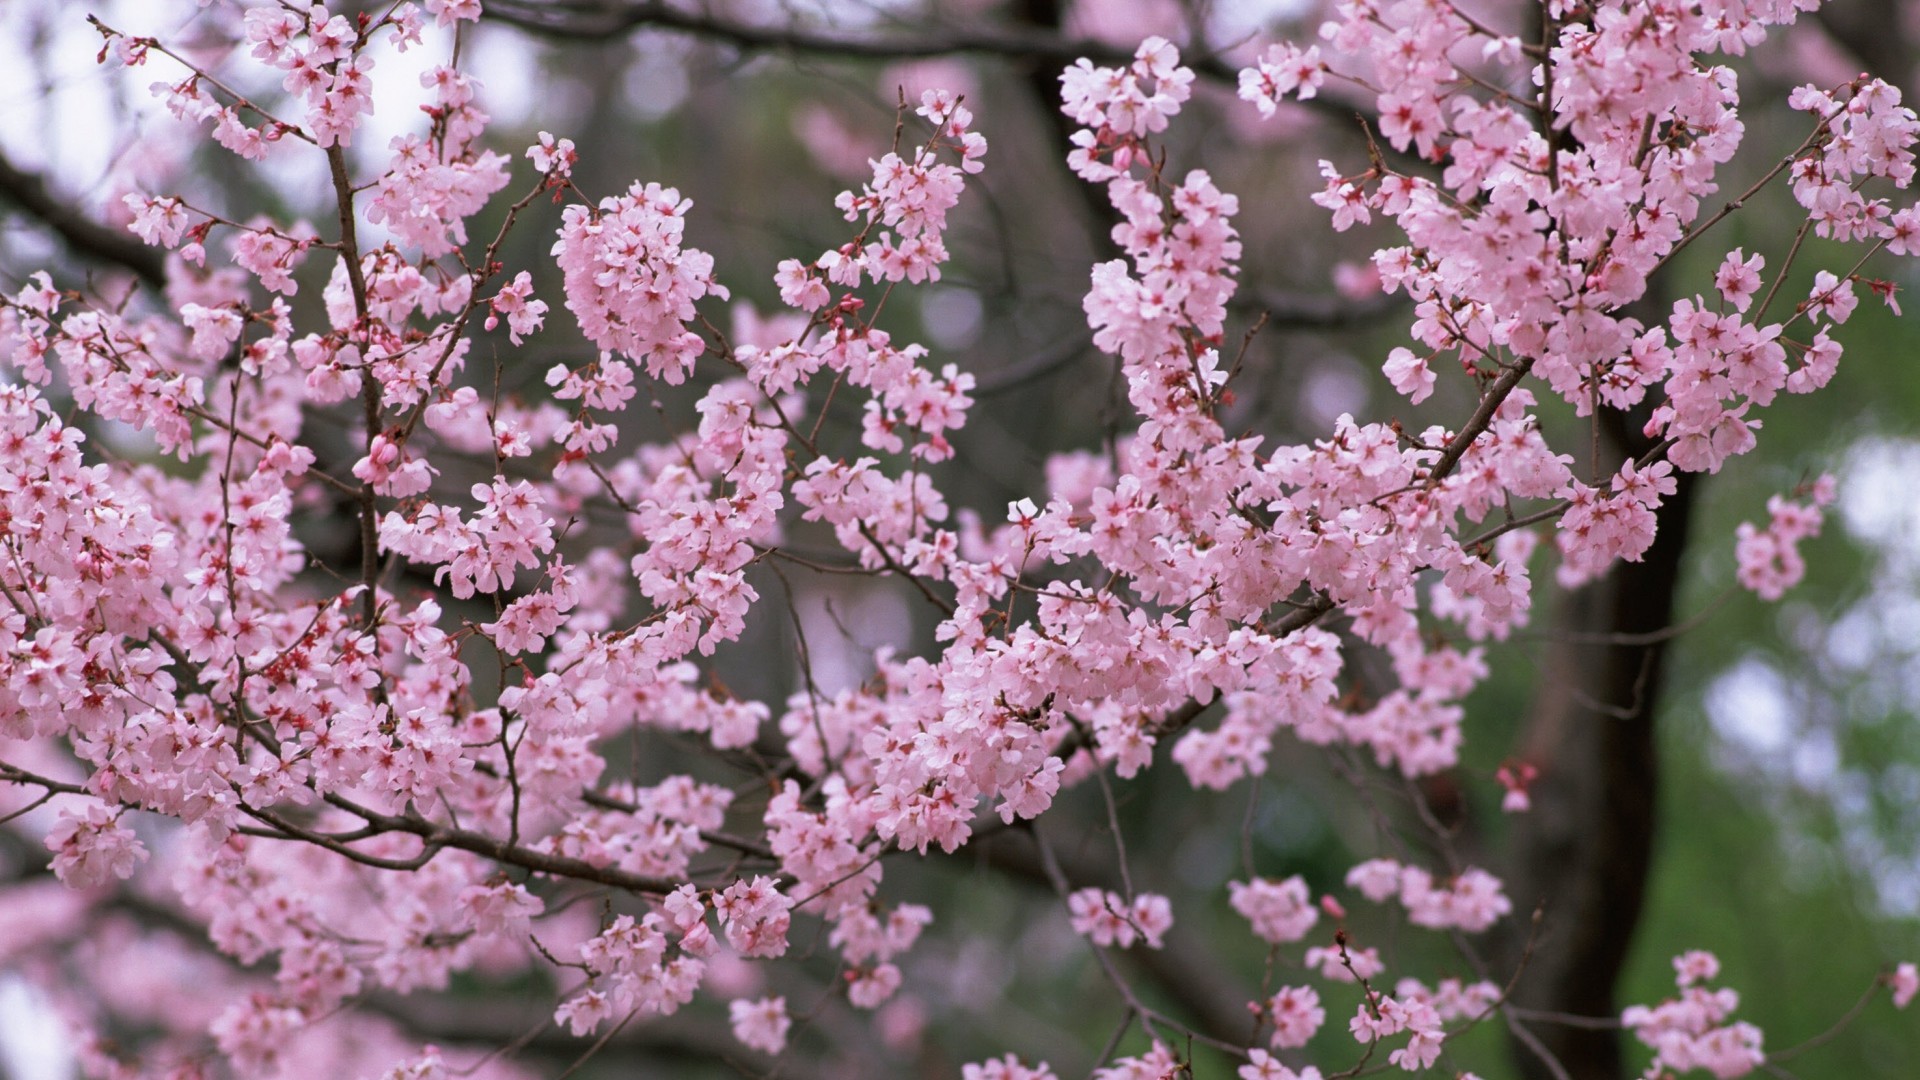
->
[1621,951,1766,1078]
[0,1,1915,1078]
[1229,874,1319,944]
[1733,476,1835,599]
[552,182,725,384]
[728,996,791,1055]
[1345,857,1511,933]
[1067,888,1174,949]
[1259,985,1325,1049]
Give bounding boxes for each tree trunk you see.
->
[1499,415,1698,1080]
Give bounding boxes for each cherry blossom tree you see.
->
[0,1,1915,1079]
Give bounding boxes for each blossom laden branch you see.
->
[0,3,1915,1079]
[0,149,167,287]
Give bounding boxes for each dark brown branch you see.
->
[482,0,1399,163]
[0,845,829,1078]
[0,148,166,289]
[484,0,1243,81]
[1236,286,1408,331]
[1026,824,1254,1060]
[317,793,687,894]
[372,994,839,1079]
[1427,358,1536,486]
[324,143,385,633]
[977,827,1253,1048]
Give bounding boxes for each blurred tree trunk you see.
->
[1494,6,1912,1076]
[1817,1,1916,91]
[1497,407,1698,1080]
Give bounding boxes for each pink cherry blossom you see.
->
[2,4,1912,1077]
[1239,1050,1322,1080]
[1261,985,1324,1049]
[44,803,148,888]
[729,996,791,1055]
[966,1056,1060,1080]
[1068,888,1172,950]
[1230,876,1318,945]
[1891,963,1917,1009]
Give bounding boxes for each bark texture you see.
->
[1499,412,1698,1080]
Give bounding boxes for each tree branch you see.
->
[1237,286,1407,331]
[481,0,1391,143]
[0,148,166,289]
[1496,418,1697,1080]
[977,827,1254,1048]
[484,0,1241,79]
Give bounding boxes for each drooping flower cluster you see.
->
[1734,476,1836,600]
[1622,951,1766,1078]
[552,182,726,384]
[1060,37,1193,180]
[1259,985,1325,1049]
[1067,888,1173,950]
[728,995,791,1055]
[43,803,148,889]
[1229,875,1319,945]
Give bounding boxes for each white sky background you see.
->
[0,978,68,1080]
[0,0,553,254]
